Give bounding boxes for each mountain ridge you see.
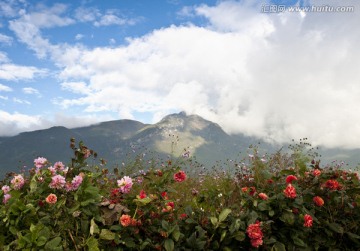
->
[0,112,359,178]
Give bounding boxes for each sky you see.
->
[0,0,359,149]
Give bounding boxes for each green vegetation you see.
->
[1,138,360,250]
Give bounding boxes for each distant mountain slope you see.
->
[0,112,359,178]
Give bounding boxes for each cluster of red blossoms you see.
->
[246,221,264,248]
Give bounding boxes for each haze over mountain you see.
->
[0,112,359,178]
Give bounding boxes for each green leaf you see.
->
[90,218,99,235]
[292,235,306,247]
[100,229,115,240]
[44,237,62,250]
[280,211,295,225]
[233,231,246,241]
[162,220,170,231]
[164,239,174,251]
[210,217,218,226]
[30,175,38,193]
[271,242,286,251]
[220,230,227,242]
[133,197,152,206]
[219,208,232,222]
[172,229,181,242]
[257,201,269,211]
[327,222,344,234]
[86,236,100,251]
[36,236,48,247]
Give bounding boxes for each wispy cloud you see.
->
[22,87,41,97]
[0,33,13,45]
[13,97,30,105]
[0,63,47,81]
[0,83,12,92]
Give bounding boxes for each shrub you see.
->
[1,138,360,250]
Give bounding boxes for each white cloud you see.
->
[0,63,47,81]
[0,83,12,92]
[13,97,30,105]
[0,110,114,136]
[94,11,136,27]
[21,3,75,29]
[74,7,100,22]
[0,95,8,100]
[75,33,84,40]
[0,51,9,63]
[22,87,41,97]
[60,81,91,95]
[0,33,13,45]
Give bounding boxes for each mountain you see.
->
[0,112,359,178]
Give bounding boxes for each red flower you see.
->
[246,221,263,239]
[180,213,188,220]
[139,189,146,199]
[258,193,268,200]
[45,193,57,204]
[161,191,168,200]
[324,179,340,190]
[249,187,256,196]
[283,184,297,199]
[286,175,298,183]
[241,187,249,192]
[251,238,263,248]
[313,196,324,207]
[313,169,321,176]
[246,221,263,248]
[303,214,313,228]
[174,170,187,182]
[120,214,132,227]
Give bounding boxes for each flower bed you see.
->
[1,139,360,250]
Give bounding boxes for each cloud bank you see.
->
[3,0,360,149]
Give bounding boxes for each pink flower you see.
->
[120,214,132,227]
[3,194,11,204]
[303,214,313,227]
[53,161,65,171]
[258,193,268,200]
[117,176,133,194]
[34,157,47,168]
[313,196,324,207]
[286,175,298,183]
[1,185,10,194]
[48,166,57,176]
[45,193,57,204]
[11,174,25,190]
[174,170,187,182]
[49,175,66,189]
[71,174,83,190]
[283,184,297,199]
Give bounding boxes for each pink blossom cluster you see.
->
[117,176,133,194]
[48,161,68,176]
[49,175,66,189]
[1,185,11,204]
[11,174,25,190]
[65,175,84,192]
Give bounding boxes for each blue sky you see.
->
[0,0,359,148]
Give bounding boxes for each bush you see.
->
[1,138,360,250]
